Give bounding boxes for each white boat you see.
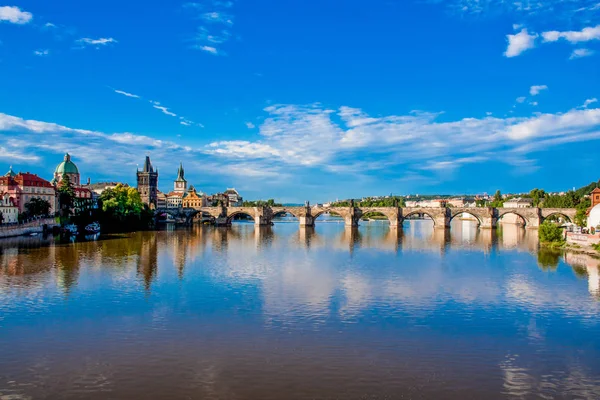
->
[64,224,78,235]
[85,222,101,233]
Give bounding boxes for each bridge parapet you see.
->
[154,205,576,229]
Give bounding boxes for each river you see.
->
[1,220,599,399]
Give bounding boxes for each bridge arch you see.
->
[541,212,572,224]
[449,211,482,226]
[226,210,256,224]
[272,209,299,219]
[359,208,399,226]
[401,210,437,226]
[496,211,529,227]
[312,208,347,220]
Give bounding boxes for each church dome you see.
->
[54,153,79,175]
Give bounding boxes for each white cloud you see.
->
[185,1,235,55]
[201,11,233,24]
[43,22,56,28]
[529,85,548,96]
[542,25,600,43]
[114,89,140,98]
[530,101,538,106]
[199,45,218,54]
[245,122,255,129]
[583,98,598,108]
[3,100,600,191]
[77,37,117,48]
[570,48,595,59]
[205,102,600,176]
[152,105,177,117]
[0,6,32,24]
[441,0,600,20]
[516,96,526,103]
[0,146,40,161]
[505,108,600,140]
[111,89,202,126]
[504,29,537,57]
[33,49,49,57]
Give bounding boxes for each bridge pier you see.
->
[433,215,450,229]
[479,217,497,229]
[298,216,314,227]
[215,216,229,226]
[526,215,541,229]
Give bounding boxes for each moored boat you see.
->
[63,224,78,235]
[85,222,101,233]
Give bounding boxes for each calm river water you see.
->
[1,220,599,399]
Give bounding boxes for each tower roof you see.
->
[142,156,154,173]
[175,162,186,182]
[54,153,80,175]
[4,166,16,178]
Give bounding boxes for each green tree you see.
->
[539,221,564,243]
[537,248,561,270]
[57,173,76,220]
[529,188,546,207]
[488,190,504,207]
[97,184,153,232]
[24,197,52,217]
[575,198,591,227]
[100,185,145,217]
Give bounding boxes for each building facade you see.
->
[587,188,600,229]
[504,198,533,208]
[136,156,158,209]
[224,188,243,206]
[166,192,183,208]
[157,191,167,209]
[0,167,56,215]
[0,192,19,223]
[182,186,205,209]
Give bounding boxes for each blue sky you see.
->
[1,0,599,202]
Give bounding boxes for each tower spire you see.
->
[143,156,153,173]
[176,161,185,180]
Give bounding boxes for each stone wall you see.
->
[0,218,57,239]
[566,232,600,247]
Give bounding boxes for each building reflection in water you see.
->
[564,252,600,298]
[1,221,600,400]
[0,221,595,298]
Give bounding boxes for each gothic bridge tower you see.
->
[137,156,158,209]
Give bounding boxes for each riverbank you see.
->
[0,218,58,239]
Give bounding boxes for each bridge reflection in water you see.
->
[2,219,600,400]
[2,220,596,298]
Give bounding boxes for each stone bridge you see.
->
[155,206,577,229]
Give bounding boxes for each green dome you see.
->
[55,153,79,175]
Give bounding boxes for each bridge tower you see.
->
[137,156,158,210]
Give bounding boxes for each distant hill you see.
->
[574,180,600,197]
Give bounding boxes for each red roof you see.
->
[74,187,92,198]
[591,187,600,194]
[0,172,53,188]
